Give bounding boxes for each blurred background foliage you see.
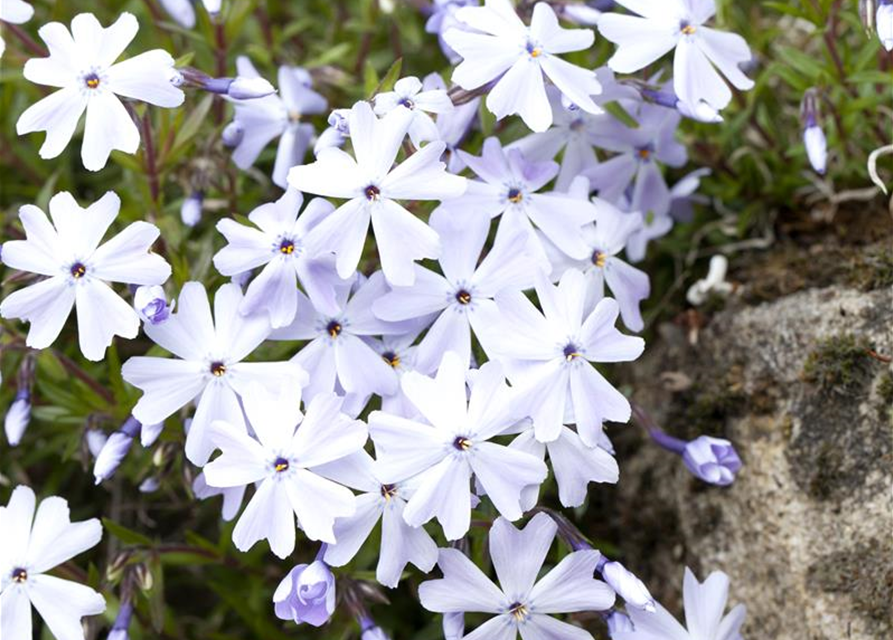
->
[0,1,890,639]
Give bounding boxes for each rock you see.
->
[603,284,893,639]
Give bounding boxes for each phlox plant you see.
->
[0,1,889,640]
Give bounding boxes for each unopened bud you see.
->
[600,560,656,612]
[181,191,203,227]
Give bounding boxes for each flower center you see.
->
[507,188,523,203]
[636,145,654,161]
[399,97,415,109]
[380,484,397,501]
[70,262,87,279]
[279,239,296,255]
[210,361,227,377]
[453,436,472,451]
[11,567,27,583]
[681,22,697,35]
[364,185,381,201]
[563,344,582,361]
[455,289,472,305]
[381,351,401,368]
[288,110,302,123]
[326,320,342,338]
[84,72,101,89]
[592,250,607,268]
[526,41,543,58]
[273,457,290,473]
[509,602,529,622]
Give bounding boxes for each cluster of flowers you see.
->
[1,1,754,639]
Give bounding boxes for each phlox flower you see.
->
[289,100,467,286]
[443,0,603,132]
[319,451,438,588]
[121,281,308,465]
[540,179,650,332]
[0,191,171,361]
[446,137,598,261]
[422,72,480,173]
[213,188,345,327]
[508,72,640,191]
[372,209,540,373]
[193,470,246,522]
[369,352,548,540]
[425,0,480,63]
[511,424,619,509]
[583,102,686,218]
[271,272,416,401]
[203,383,367,557]
[227,56,328,188]
[274,560,336,626]
[0,486,105,640]
[488,270,645,445]
[418,513,615,639]
[613,568,746,640]
[598,0,754,111]
[16,12,184,171]
[369,329,425,416]
[374,76,454,148]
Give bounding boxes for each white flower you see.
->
[877,1,893,51]
[270,272,415,402]
[598,0,754,111]
[372,209,541,373]
[203,382,366,556]
[803,124,827,175]
[16,12,184,171]
[158,0,196,28]
[0,191,171,361]
[443,0,603,132]
[320,451,438,588]
[213,188,345,328]
[0,0,33,58]
[369,352,548,540]
[289,100,467,286]
[0,486,106,640]
[511,425,618,509]
[686,255,733,305]
[613,568,746,640]
[418,513,615,638]
[121,281,308,465]
[374,76,454,148]
[228,57,328,188]
[488,270,645,445]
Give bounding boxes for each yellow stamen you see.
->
[211,362,227,377]
[681,24,697,35]
[592,251,607,268]
[509,602,528,621]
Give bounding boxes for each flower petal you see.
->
[0,276,75,351]
[419,547,505,613]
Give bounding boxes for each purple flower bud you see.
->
[682,436,742,486]
[601,561,656,612]
[359,616,391,640]
[86,429,108,457]
[93,417,141,485]
[139,477,161,493]
[108,602,133,640]
[222,121,244,147]
[181,191,203,227]
[605,610,635,635]
[134,285,173,325]
[4,389,31,446]
[800,89,827,174]
[273,561,336,627]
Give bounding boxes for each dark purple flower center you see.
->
[509,602,529,621]
[210,361,227,377]
[381,351,400,368]
[273,457,290,473]
[84,72,101,89]
[381,484,397,500]
[455,289,472,305]
[364,185,381,201]
[453,436,472,451]
[563,343,581,361]
[11,567,27,583]
[592,250,606,267]
[70,262,87,279]
[507,187,523,203]
[279,239,295,254]
[399,97,415,109]
[326,320,342,338]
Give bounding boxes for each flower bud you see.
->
[273,561,336,627]
[159,0,196,29]
[359,616,391,640]
[93,416,142,485]
[139,477,161,493]
[134,285,173,325]
[601,561,656,612]
[560,5,602,26]
[108,601,133,640]
[227,76,276,100]
[800,89,827,174]
[222,121,244,147]
[86,429,108,457]
[682,436,742,486]
[605,610,635,635]
[202,0,222,16]
[878,1,893,50]
[181,191,203,227]
[4,389,31,446]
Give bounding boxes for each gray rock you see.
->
[610,284,893,639]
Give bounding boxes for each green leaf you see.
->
[170,94,215,158]
[102,519,155,547]
[375,57,403,96]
